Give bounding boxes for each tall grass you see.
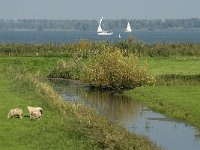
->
[48,58,83,79]
[1,40,200,57]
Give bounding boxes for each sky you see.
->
[0,0,199,20]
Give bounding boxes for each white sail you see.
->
[125,22,132,32]
[97,17,113,35]
[97,17,103,32]
[97,25,103,32]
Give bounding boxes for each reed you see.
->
[1,40,200,57]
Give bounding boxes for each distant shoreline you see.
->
[0,28,200,32]
[1,18,200,32]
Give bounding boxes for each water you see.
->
[1,30,200,44]
[49,79,200,150]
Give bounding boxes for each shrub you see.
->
[81,50,155,91]
[48,59,82,80]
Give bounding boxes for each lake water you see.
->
[0,30,200,44]
[50,79,200,150]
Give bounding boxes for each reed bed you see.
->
[1,39,200,57]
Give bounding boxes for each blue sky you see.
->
[0,0,199,19]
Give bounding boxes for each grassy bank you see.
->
[0,57,161,150]
[125,56,200,129]
[125,85,200,129]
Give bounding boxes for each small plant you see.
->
[48,59,82,80]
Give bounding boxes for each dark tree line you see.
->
[0,18,200,31]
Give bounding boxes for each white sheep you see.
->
[27,106,43,119]
[7,108,23,119]
[30,110,42,119]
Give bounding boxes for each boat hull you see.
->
[98,32,113,35]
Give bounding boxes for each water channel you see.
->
[49,79,200,150]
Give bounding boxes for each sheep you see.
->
[27,106,43,119]
[30,110,42,119]
[7,108,23,119]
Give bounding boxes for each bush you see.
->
[81,50,155,91]
[48,59,82,80]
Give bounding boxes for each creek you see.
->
[49,79,200,150]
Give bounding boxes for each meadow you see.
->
[1,40,200,149]
[0,56,160,150]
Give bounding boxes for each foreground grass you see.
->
[0,69,90,149]
[0,57,160,150]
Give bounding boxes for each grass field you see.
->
[126,56,200,129]
[0,57,160,150]
[1,44,200,149]
[140,56,200,75]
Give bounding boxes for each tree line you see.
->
[0,18,200,31]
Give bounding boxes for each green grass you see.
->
[125,56,200,129]
[0,57,60,76]
[141,56,200,75]
[0,57,161,150]
[125,85,200,128]
[0,66,90,149]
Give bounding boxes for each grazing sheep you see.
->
[27,106,43,119]
[30,110,42,119]
[7,108,23,119]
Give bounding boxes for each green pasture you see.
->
[0,57,160,150]
[1,41,200,149]
[140,56,200,75]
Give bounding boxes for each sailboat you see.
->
[97,17,113,35]
[125,22,132,32]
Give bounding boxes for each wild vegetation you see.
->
[80,50,155,91]
[1,40,200,57]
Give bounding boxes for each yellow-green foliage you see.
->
[49,59,82,79]
[81,50,155,90]
[1,41,200,57]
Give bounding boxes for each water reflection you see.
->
[49,79,200,150]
